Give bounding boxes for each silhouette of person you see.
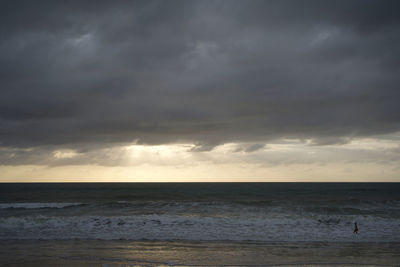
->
[353,222,358,234]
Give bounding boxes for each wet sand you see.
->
[1,240,399,266]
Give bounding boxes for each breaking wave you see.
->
[0,203,84,209]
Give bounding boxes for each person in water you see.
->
[353,222,358,234]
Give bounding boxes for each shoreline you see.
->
[1,240,399,266]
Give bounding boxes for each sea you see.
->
[1,183,400,266]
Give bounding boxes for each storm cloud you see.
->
[1,0,400,154]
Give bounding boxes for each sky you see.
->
[0,0,399,182]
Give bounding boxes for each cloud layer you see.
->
[1,0,399,156]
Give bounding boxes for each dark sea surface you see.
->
[1,183,399,242]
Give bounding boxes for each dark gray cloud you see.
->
[1,0,400,153]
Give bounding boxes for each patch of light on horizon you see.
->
[53,149,79,159]
[124,144,194,162]
[342,137,400,151]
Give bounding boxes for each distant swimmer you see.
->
[353,222,358,234]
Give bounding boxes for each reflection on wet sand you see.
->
[1,240,399,266]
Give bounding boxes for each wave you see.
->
[2,200,398,219]
[0,203,84,209]
[0,214,399,242]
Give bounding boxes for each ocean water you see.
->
[0,183,399,242]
